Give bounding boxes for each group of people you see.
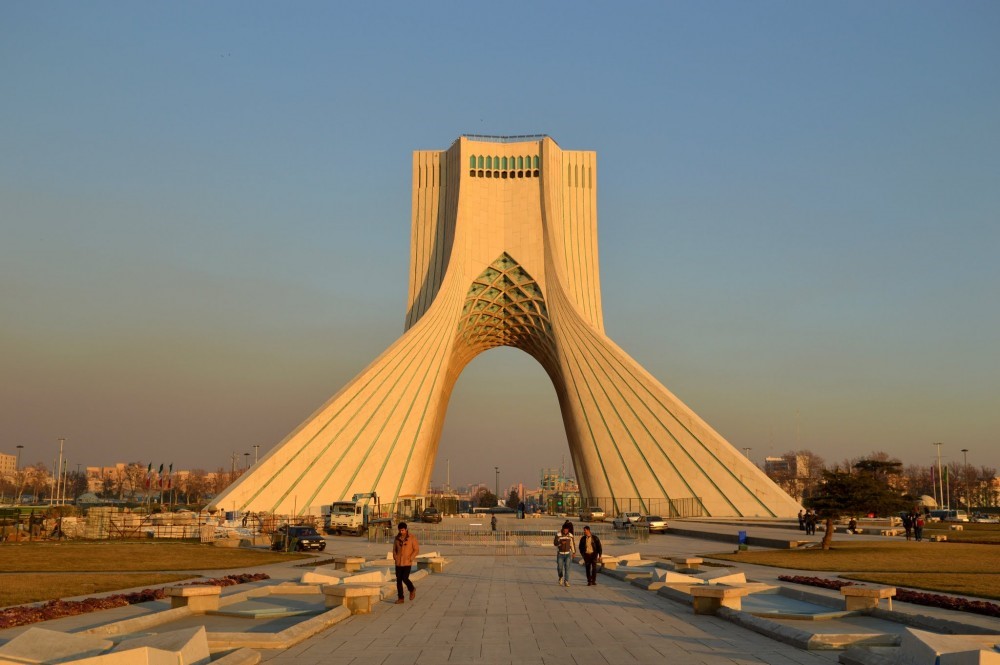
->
[901,510,926,541]
[797,509,818,535]
[391,517,607,604]
[553,520,603,586]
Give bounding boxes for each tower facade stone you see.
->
[210,135,801,518]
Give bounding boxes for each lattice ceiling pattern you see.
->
[457,253,554,355]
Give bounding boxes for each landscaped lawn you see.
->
[0,541,306,572]
[709,540,1000,599]
[842,573,1000,601]
[0,541,309,607]
[0,573,196,607]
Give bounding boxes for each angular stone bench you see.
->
[949,524,964,531]
[690,586,753,614]
[929,535,948,542]
[671,557,703,572]
[880,528,902,536]
[165,585,222,611]
[333,556,366,572]
[600,557,620,571]
[323,584,382,614]
[841,585,895,611]
[417,556,446,573]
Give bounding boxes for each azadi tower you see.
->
[210,135,800,518]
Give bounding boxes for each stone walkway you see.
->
[259,555,838,665]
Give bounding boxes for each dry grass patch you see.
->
[842,573,1000,601]
[922,523,1000,543]
[0,573,195,607]
[709,540,998,574]
[0,542,307,572]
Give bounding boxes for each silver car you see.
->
[637,515,668,533]
[612,512,642,529]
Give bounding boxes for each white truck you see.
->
[324,493,389,536]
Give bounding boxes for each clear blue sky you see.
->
[2,2,998,491]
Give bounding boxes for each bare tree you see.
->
[27,463,51,501]
[182,469,208,504]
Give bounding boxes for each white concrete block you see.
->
[0,627,113,664]
[110,626,211,665]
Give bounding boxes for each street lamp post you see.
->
[960,448,970,507]
[742,447,752,459]
[15,445,23,470]
[933,442,944,509]
[244,452,250,471]
[253,444,260,465]
[494,467,499,505]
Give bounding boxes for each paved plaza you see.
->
[258,552,837,665]
[2,519,998,665]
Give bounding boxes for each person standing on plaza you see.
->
[902,511,913,541]
[578,526,603,586]
[913,513,924,542]
[798,510,805,531]
[393,522,419,604]
[804,510,817,536]
[554,525,575,586]
[561,518,575,535]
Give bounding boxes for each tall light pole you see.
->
[55,438,66,507]
[933,442,944,509]
[960,448,969,507]
[253,444,260,465]
[15,445,23,470]
[244,452,250,471]
[494,466,499,504]
[742,447,752,459]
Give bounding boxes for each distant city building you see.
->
[0,453,16,479]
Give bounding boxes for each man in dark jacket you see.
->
[578,526,603,586]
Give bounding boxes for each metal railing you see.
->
[580,497,705,518]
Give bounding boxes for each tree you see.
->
[66,470,88,500]
[182,469,208,505]
[806,469,909,549]
[506,489,520,510]
[472,488,497,508]
[27,463,51,501]
[121,463,147,500]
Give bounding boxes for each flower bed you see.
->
[0,573,269,630]
[778,575,1000,618]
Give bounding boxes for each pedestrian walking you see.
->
[393,522,419,604]
[554,526,575,586]
[804,510,817,536]
[561,519,575,535]
[578,526,603,586]
[798,510,805,531]
[913,514,924,542]
[902,512,913,541]
[491,514,497,532]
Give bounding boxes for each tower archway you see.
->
[209,135,801,518]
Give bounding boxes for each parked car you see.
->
[270,525,327,552]
[636,515,668,533]
[421,506,443,523]
[580,506,606,522]
[612,512,642,529]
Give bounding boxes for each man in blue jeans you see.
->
[554,525,575,586]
